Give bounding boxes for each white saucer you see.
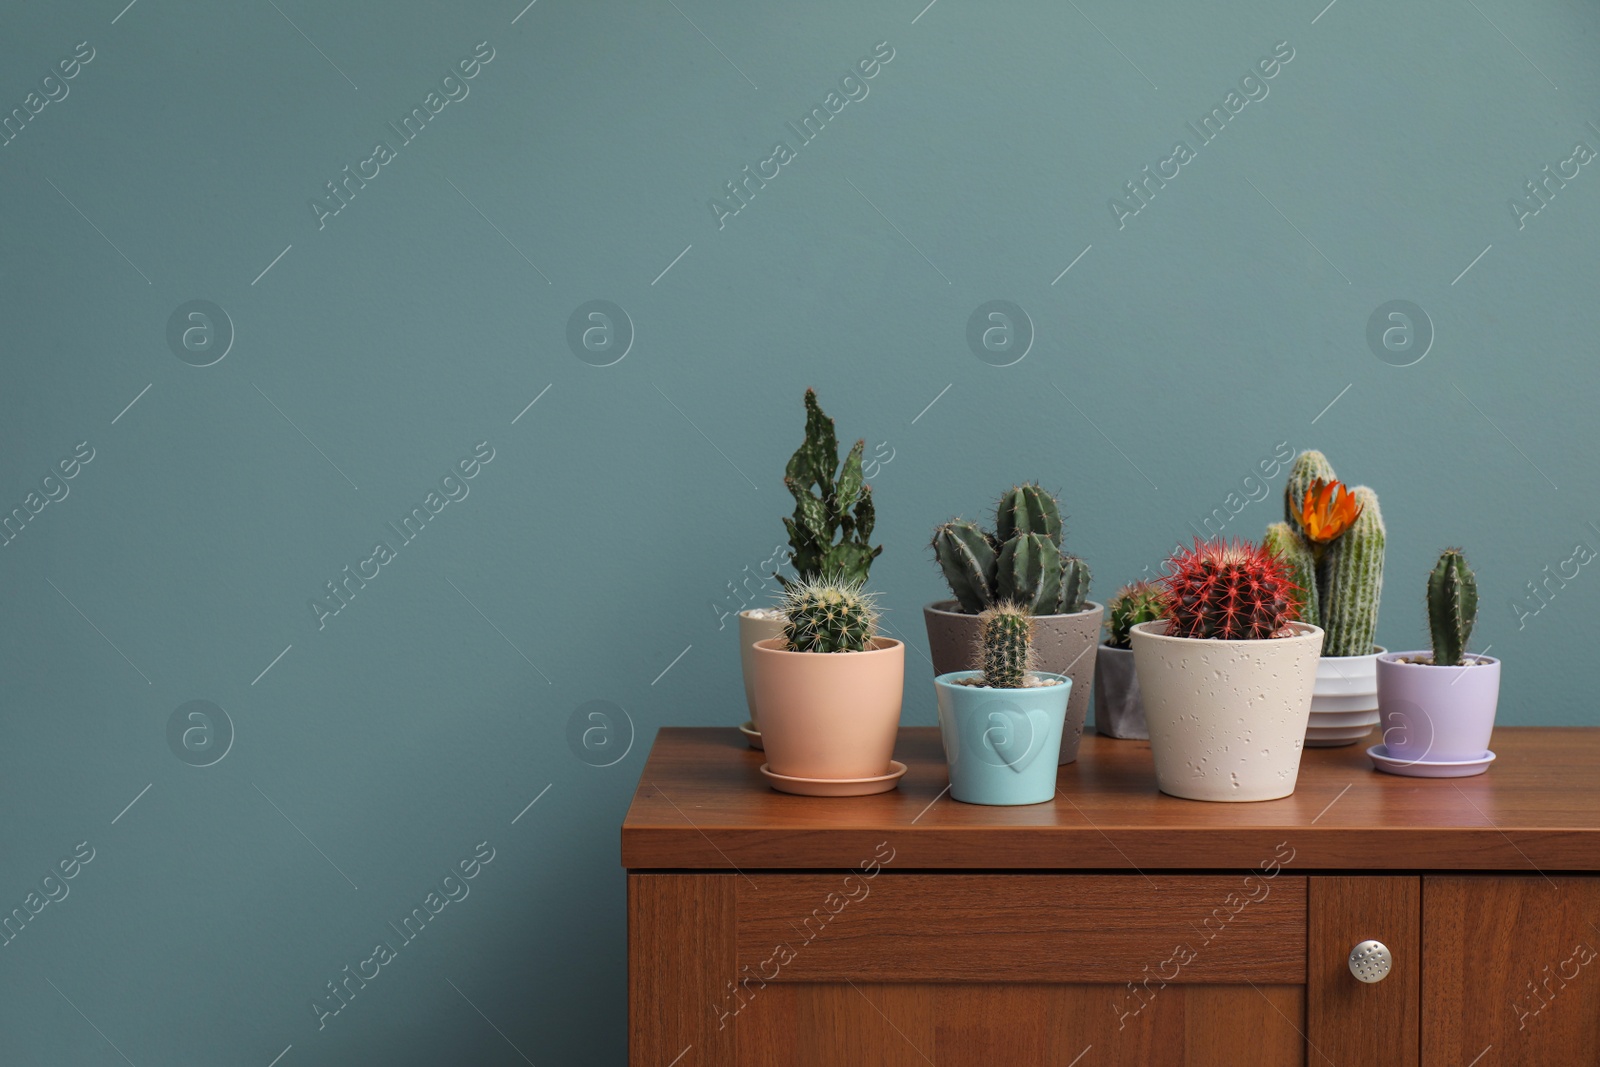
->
[1367,744,1495,778]
[738,721,763,750]
[760,760,907,796]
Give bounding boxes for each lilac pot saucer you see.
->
[1367,744,1495,778]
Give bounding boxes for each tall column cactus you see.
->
[978,603,1034,688]
[1264,522,1320,626]
[1320,486,1384,656]
[781,389,882,587]
[1268,451,1386,658]
[1427,548,1478,666]
[1284,450,1338,535]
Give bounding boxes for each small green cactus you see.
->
[780,389,882,587]
[1263,522,1320,626]
[1104,581,1166,649]
[1284,450,1337,535]
[930,483,1091,615]
[978,603,1034,688]
[1321,487,1385,656]
[780,576,880,653]
[1427,548,1478,667]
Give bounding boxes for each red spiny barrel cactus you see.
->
[1160,539,1302,641]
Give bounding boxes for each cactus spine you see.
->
[1427,548,1478,667]
[1320,486,1385,656]
[781,389,882,587]
[930,483,1091,615]
[1264,522,1320,626]
[978,603,1034,688]
[1284,450,1337,535]
[1105,582,1166,649]
[780,576,879,653]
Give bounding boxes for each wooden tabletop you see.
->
[621,727,1600,872]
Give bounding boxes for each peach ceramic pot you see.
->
[750,637,905,780]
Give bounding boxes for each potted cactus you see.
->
[740,389,883,748]
[1372,549,1500,776]
[1093,581,1165,739]
[749,576,905,796]
[1263,450,1387,747]
[924,483,1101,764]
[933,603,1071,805]
[1129,538,1324,802]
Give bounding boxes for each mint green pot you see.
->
[933,671,1071,806]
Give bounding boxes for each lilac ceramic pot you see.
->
[1375,652,1501,763]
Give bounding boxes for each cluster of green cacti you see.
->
[1264,450,1385,657]
[977,603,1035,688]
[1428,548,1479,667]
[781,389,882,587]
[932,483,1091,616]
[779,576,879,653]
[1104,581,1166,649]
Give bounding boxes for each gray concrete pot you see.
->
[923,600,1102,764]
[1093,643,1147,739]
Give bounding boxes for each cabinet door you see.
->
[1307,876,1421,1066]
[1423,876,1600,1066]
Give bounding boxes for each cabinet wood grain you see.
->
[624,728,1600,872]
[736,873,1305,983]
[1423,876,1600,1066]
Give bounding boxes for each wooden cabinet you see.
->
[623,729,1600,1065]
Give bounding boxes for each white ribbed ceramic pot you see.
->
[1304,646,1385,747]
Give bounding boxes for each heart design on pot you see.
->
[974,700,1052,774]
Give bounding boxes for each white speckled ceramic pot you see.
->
[1129,620,1324,802]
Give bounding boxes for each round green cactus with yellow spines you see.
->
[780,575,879,653]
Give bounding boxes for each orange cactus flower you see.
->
[1298,479,1362,544]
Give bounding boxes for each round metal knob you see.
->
[1348,940,1392,983]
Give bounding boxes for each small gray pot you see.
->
[1093,643,1147,739]
[923,600,1102,764]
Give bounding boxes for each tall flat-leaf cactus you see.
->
[781,389,882,587]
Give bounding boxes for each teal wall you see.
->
[3,0,1598,1062]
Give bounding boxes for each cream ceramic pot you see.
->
[738,610,787,727]
[1130,620,1323,802]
